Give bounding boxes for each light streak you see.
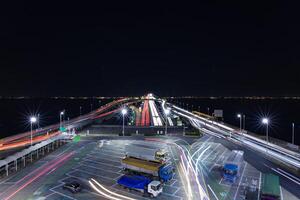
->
[89,180,122,200]
[90,178,137,200]
[3,152,74,200]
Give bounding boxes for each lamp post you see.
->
[262,118,269,143]
[37,114,40,129]
[60,111,64,129]
[121,108,127,136]
[164,108,170,135]
[237,114,242,132]
[30,116,37,146]
[79,106,82,116]
[243,115,246,130]
[292,123,295,145]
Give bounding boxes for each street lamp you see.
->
[164,108,171,135]
[37,113,40,129]
[292,123,295,145]
[30,116,37,146]
[79,106,82,116]
[121,108,127,136]
[237,114,242,132]
[60,111,64,129]
[262,118,269,142]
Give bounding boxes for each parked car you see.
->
[62,182,81,193]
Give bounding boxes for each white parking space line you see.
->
[233,163,247,200]
[43,192,56,199]
[77,163,122,175]
[49,189,77,200]
[81,158,122,169]
[208,184,220,200]
[202,144,220,161]
[257,172,261,200]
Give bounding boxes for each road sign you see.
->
[73,135,81,142]
[214,110,223,118]
[59,127,67,132]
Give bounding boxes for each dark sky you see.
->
[1,2,300,97]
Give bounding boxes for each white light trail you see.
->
[91,178,137,200]
[89,179,137,200]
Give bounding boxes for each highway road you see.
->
[168,104,300,199]
[0,98,131,151]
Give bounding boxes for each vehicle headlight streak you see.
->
[178,155,193,200]
[145,137,210,200]
[173,104,300,169]
[89,178,137,200]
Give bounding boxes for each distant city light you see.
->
[60,111,64,115]
[237,114,241,118]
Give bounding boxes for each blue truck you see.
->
[117,175,163,198]
[222,150,244,183]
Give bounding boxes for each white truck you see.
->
[125,144,168,163]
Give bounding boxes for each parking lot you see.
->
[41,139,185,200]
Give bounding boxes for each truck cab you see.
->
[117,175,163,198]
[159,165,174,182]
[147,181,163,197]
[222,163,238,183]
[222,150,243,183]
[156,149,168,163]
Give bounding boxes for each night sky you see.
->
[1,2,300,97]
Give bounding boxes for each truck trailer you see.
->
[117,175,162,198]
[222,150,244,183]
[125,145,168,163]
[260,174,281,200]
[121,157,174,182]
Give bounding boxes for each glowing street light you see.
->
[164,108,171,135]
[30,116,37,146]
[262,118,269,142]
[121,108,127,136]
[60,111,64,128]
[237,114,242,133]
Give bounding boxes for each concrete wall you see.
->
[86,125,185,135]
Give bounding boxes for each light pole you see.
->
[164,108,170,135]
[292,123,295,145]
[121,108,127,136]
[237,114,242,132]
[60,111,64,129]
[79,106,82,116]
[30,116,37,146]
[262,118,269,143]
[207,107,210,115]
[37,114,40,129]
[243,115,246,130]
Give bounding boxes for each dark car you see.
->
[62,182,81,193]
